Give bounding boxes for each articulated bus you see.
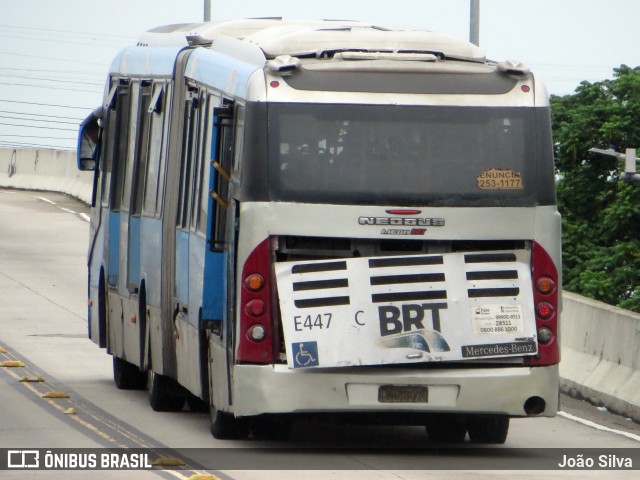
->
[77,18,561,443]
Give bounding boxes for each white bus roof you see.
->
[137,18,486,63]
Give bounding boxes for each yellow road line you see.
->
[1,347,220,479]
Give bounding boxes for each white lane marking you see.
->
[558,410,640,442]
[35,196,56,205]
[33,195,89,222]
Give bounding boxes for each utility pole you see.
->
[204,0,211,22]
[470,0,480,46]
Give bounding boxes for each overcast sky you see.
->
[1,0,639,150]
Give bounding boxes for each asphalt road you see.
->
[0,188,638,479]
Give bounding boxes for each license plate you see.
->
[378,385,428,403]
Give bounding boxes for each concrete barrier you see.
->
[0,148,93,204]
[560,291,640,421]
[1,148,639,422]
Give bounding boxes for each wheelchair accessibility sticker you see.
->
[292,342,319,368]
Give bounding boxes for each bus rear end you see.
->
[222,26,560,444]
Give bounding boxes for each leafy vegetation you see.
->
[550,65,640,312]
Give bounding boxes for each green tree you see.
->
[551,65,640,312]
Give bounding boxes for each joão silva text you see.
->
[558,454,632,469]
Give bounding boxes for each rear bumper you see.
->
[232,363,559,418]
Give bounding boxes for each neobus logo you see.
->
[358,217,446,227]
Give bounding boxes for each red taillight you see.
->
[535,276,556,295]
[244,273,265,292]
[528,241,560,366]
[245,299,265,317]
[535,302,554,320]
[237,239,275,363]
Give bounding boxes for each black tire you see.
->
[112,356,147,390]
[426,414,467,443]
[148,372,186,412]
[467,415,509,444]
[250,415,293,441]
[186,393,209,412]
[210,405,250,440]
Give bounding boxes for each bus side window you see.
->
[100,82,119,208]
[210,102,234,251]
[121,81,140,213]
[143,82,166,217]
[196,94,219,235]
[110,79,132,212]
[192,91,209,233]
[131,81,152,216]
[177,86,200,229]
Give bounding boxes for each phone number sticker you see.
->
[472,304,524,335]
[476,168,523,190]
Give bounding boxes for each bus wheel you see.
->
[210,406,249,440]
[466,415,509,444]
[425,414,467,443]
[250,415,292,441]
[113,356,147,390]
[186,393,209,412]
[148,372,186,412]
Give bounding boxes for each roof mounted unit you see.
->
[186,35,213,47]
[266,55,301,75]
[334,51,439,62]
[242,21,486,62]
[497,60,530,77]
